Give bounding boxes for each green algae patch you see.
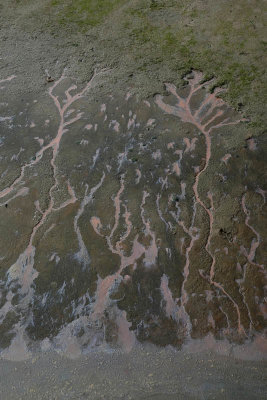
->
[50,0,128,28]
[36,0,266,129]
[3,0,266,129]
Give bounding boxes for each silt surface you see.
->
[0,0,266,398]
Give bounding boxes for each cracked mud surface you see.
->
[0,0,266,398]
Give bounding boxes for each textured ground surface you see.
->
[0,346,267,400]
[0,0,266,398]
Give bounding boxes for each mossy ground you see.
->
[39,0,267,129]
[2,0,266,129]
[50,0,128,27]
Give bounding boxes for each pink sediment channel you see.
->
[167,142,175,149]
[184,137,197,153]
[1,71,106,356]
[160,274,177,319]
[91,187,158,317]
[241,193,264,269]
[116,311,136,353]
[90,182,158,349]
[221,153,231,164]
[172,161,181,176]
[0,75,16,86]
[135,169,141,184]
[2,70,105,266]
[176,207,198,332]
[91,176,143,319]
[140,191,158,266]
[0,69,104,200]
[155,71,247,334]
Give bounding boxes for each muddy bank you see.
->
[0,66,266,360]
[0,0,266,378]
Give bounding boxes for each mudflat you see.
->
[0,1,266,398]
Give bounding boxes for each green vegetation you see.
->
[50,0,127,28]
[11,0,267,128]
